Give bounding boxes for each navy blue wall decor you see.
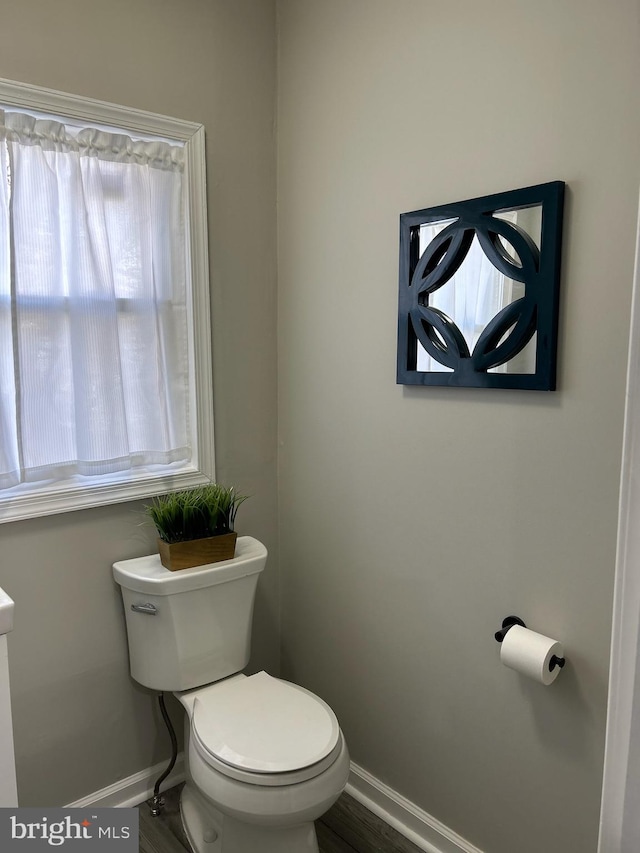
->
[397,182,565,390]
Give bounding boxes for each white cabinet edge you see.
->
[0,588,14,635]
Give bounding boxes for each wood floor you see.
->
[138,784,423,853]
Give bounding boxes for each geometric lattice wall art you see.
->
[397,181,565,390]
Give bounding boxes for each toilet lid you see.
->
[192,671,340,774]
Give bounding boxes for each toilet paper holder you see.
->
[494,616,565,672]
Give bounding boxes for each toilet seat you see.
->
[190,671,342,787]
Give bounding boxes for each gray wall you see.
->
[0,0,279,807]
[277,2,640,852]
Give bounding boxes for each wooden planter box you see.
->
[157,533,238,571]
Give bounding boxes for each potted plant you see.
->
[145,484,249,571]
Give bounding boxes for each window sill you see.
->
[0,464,212,524]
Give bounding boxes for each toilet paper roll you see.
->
[500,625,564,685]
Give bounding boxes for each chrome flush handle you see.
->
[131,602,157,616]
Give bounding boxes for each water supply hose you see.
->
[149,692,178,817]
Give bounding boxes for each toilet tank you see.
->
[113,536,267,692]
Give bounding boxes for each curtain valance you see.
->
[0,110,184,170]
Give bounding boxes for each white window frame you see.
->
[0,77,215,523]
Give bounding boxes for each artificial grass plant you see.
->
[145,484,248,544]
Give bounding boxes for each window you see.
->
[0,79,214,523]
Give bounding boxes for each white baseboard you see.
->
[65,753,185,809]
[346,762,484,853]
[65,753,481,853]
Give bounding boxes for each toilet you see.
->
[113,536,349,853]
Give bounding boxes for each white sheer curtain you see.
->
[0,110,190,491]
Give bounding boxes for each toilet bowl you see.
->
[113,537,349,853]
[178,672,350,853]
